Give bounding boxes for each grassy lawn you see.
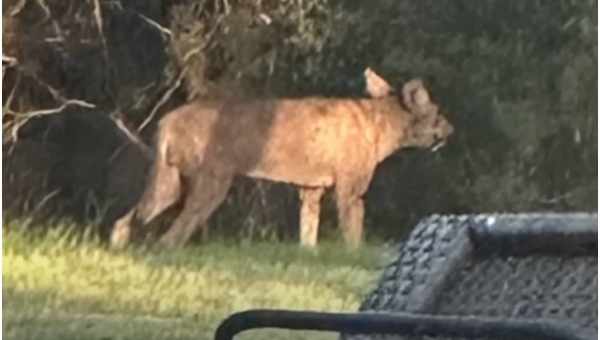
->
[3,222,390,340]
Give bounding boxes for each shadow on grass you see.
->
[4,226,387,340]
[3,287,342,340]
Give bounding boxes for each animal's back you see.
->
[158,96,388,187]
[231,97,380,187]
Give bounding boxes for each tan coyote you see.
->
[111,68,454,248]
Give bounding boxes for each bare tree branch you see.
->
[9,0,28,16]
[92,0,116,103]
[136,13,226,134]
[137,71,185,133]
[109,114,154,161]
[7,61,65,103]
[182,15,225,63]
[3,70,21,113]
[20,99,96,119]
[93,0,109,54]
[137,13,172,38]
[7,99,96,144]
[35,0,51,21]
[2,55,18,67]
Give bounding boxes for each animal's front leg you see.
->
[336,196,365,249]
[158,171,233,248]
[299,187,325,247]
[334,172,372,248]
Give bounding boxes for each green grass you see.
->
[3,222,390,340]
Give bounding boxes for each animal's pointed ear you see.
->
[364,67,393,98]
[402,79,431,110]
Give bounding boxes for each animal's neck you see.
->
[370,99,410,162]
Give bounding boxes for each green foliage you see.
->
[3,221,385,340]
[3,0,597,238]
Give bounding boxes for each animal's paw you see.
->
[110,214,133,250]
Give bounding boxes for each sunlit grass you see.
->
[3,221,389,340]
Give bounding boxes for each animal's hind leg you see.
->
[109,157,181,249]
[135,158,182,226]
[110,210,135,249]
[299,187,325,247]
[158,170,233,248]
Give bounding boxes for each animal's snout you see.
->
[430,117,453,152]
[434,116,454,140]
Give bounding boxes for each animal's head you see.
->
[364,68,454,151]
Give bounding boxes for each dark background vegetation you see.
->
[2,0,597,242]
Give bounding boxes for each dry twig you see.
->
[93,0,109,55]
[19,99,95,119]
[3,71,21,114]
[2,55,18,67]
[35,0,51,20]
[2,55,19,83]
[137,13,172,38]
[9,0,28,16]
[137,71,185,133]
[8,99,96,143]
[92,0,116,103]
[109,115,154,161]
[5,60,65,104]
[182,15,225,63]
[137,14,225,133]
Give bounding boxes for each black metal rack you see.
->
[214,309,592,340]
[214,213,598,340]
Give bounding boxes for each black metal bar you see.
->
[467,213,597,256]
[214,309,593,340]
